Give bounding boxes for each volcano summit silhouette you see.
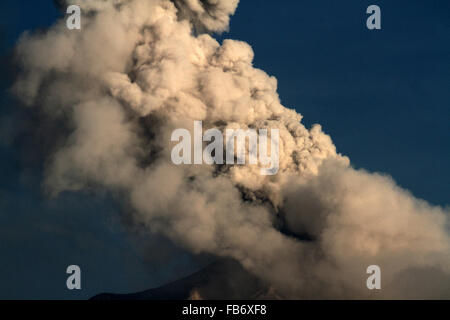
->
[91,259,280,300]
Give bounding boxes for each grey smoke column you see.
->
[13,0,450,298]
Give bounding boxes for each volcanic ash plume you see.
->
[13,0,450,298]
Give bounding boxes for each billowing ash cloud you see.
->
[12,0,450,298]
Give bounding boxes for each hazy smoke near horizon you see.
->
[12,0,450,298]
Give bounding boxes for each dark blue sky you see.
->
[0,0,449,299]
